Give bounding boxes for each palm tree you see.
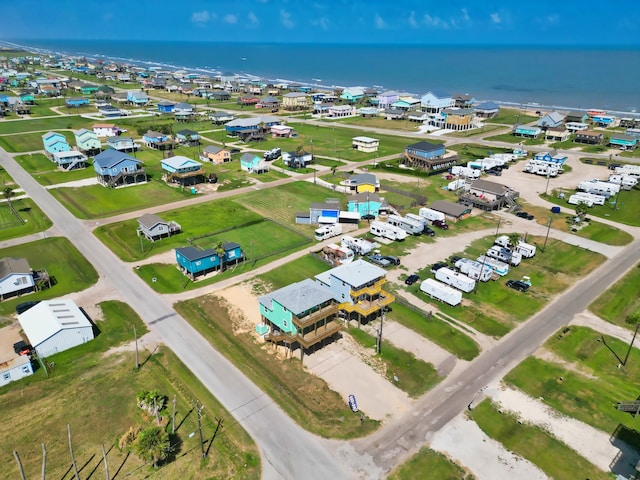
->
[134,426,169,468]
[575,201,589,223]
[215,241,226,272]
[2,186,16,216]
[507,232,521,265]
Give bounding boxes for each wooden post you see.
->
[172,395,177,434]
[13,451,26,480]
[195,401,206,459]
[42,442,47,480]
[68,424,80,480]
[102,443,110,480]
[134,325,139,370]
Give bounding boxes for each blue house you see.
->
[65,97,90,108]
[42,132,70,155]
[143,130,169,149]
[126,90,149,105]
[175,242,243,279]
[534,151,567,165]
[106,136,136,152]
[93,149,146,187]
[537,111,565,129]
[592,115,616,127]
[175,129,200,145]
[157,101,175,113]
[347,193,382,218]
[513,125,542,138]
[225,115,280,135]
[161,155,204,185]
[609,134,638,150]
[240,153,268,173]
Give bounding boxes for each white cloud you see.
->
[546,14,559,25]
[374,14,386,29]
[248,11,259,26]
[490,12,502,24]
[191,10,211,24]
[408,11,418,28]
[424,13,449,29]
[461,8,470,23]
[280,9,294,28]
[311,17,330,30]
[224,14,237,25]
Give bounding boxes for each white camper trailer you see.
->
[486,246,522,266]
[450,166,481,179]
[494,235,536,258]
[568,192,606,206]
[341,235,373,256]
[369,221,408,241]
[314,223,343,241]
[387,214,424,236]
[608,174,638,190]
[477,255,510,276]
[435,267,476,293]
[614,165,640,178]
[405,213,428,227]
[454,258,493,282]
[322,244,354,266]
[418,207,446,223]
[420,278,462,306]
[577,180,620,198]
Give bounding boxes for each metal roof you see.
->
[315,259,386,290]
[18,299,92,348]
[0,257,31,278]
[258,278,334,315]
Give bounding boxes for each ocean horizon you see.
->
[5,39,640,113]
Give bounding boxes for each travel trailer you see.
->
[420,278,462,306]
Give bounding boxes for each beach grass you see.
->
[347,326,441,398]
[469,399,609,480]
[175,295,381,439]
[0,300,260,480]
[589,262,640,328]
[389,448,475,480]
[486,108,538,126]
[14,153,96,185]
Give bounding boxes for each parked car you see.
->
[423,226,436,237]
[405,274,420,286]
[433,219,449,230]
[430,262,448,274]
[515,211,535,220]
[368,254,391,268]
[506,279,530,292]
[382,255,400,266]
[450,255,462,265]
[486,169,502,176]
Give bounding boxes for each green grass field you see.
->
[0,300,259,479]
[484,132,546,146]
[446,143,514,161]
[470,400,609,480]
[49,179,195,219]
[505,326,640,448]
[14,152,95,185]
[254,254,329,292]
[544,187,640,226]
[589,262,640,328]
[486,108,539,126]
[389,448,475,480]
[408,236,605,337]
[0,198,52,241]
[0,130,73,152]
[0,115,89,134]
[0,237,98,317]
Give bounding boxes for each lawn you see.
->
[0,115,89,134]
[135,220,312,293]
[0,198,52,241]
[175,295,381,439]
[470,400,609,480]
[411,236,605,337]
[95,199,264,262]
[254,254,329,292]
[14,153,95,186]
[484,132,547,146]
[388,299,480,361]
[0,300,259,480]
[49,179,195,219]
[486,108,539,126]
[505,326,640,448]
[589,262,640,328]
[331,115,422,132]
[389,448,475,480]
[543,187,640,226]
[0,130,74,152]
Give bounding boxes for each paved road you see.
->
[354,234,640,473]
[0,148,364,480]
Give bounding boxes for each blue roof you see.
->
[429,89,451,98]
[94,149,140,168]
[475,101,500,110]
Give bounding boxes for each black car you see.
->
[423,226,436,237]
[515,211,535,220]
[13,340,32,355]
[430,262,448,274]
[486,168,502,176]
[382,255,400,266]
[450,255,462,264]
[405,274,420,286]
[433,219,449,230]
[506,279,530,292]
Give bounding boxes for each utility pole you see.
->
[376,308,385,354]
[42,442,47,480]
[134,325,139,370]
[542,217,552,253]
[544,170,551,196]
[195,400,206,459]
[172,395,177,434]
[13,451,26,480]
[102,443,110,480]
[68,424,80,480]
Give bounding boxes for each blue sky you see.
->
[2,0,639,46]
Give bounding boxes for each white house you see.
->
[420,90,455,113]
[18,299,95,358]
[92,123,121,137]
[352,136,379,153]
[0,257,35,300]
[0,355,33,387]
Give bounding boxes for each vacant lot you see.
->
[389,448,474,480]
[0,115,90,135]
[589,262,640,328]
[0,198,52,241]
[0,130,74,152]
[0,301,259,480]
[486,108,539,126]
[14,152,95,185]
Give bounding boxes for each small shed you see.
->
[18,299,94,357]
[429,200,472,222]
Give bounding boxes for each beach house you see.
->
[157,100,176,113]
[534,151,567,165]
[209,111,235,124]
[282,92,309,111]
[161,155,204,186]
[175,129,200,146]
[0,257,35,300]
[537,111,565,129]
[200,145,231,164]
[347,173,379,193]
[376,91,400,109]
[257,278,342,361]
[175,242,243,279]
[126,90,149,106]
[474,101,500,118]
[240,153,269,173]
[420,90,455,114]
[93,149,146,187]
[315,259,394,324]
[609,134,638,150]
[225,115,280,136]
[106,136,136,152]
[347,192,382,218]
[52,151,88,171]
[137,213,181,242]
[65,97,90,108]
[351,136,379,153]
[340,87,365,103]
[74,128,102,155]
[574,130,603,145]
[42,132,70,156]
[459,179,519,211]
[308,200,341,225]
[513,125,542,138]
[143,130,171,150]
[545,128,571,142]
[402,141,449,171]
[442,108,475,131]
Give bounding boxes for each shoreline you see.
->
[2,39,639,117]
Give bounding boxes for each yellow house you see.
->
[282,92,309,110]
[348,173,379,193]
[443,108,474,131]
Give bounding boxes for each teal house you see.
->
[42,131,70,154]
[240,153,268,173]
[513,125,542,138]
[347,192,382,218]
[175,242,243,279]
[340,87,365,103]
[74,128,101,154]
[66,97,90,108]
[161,155,204,185]
[257,278,341,361]
[609,134,637,150]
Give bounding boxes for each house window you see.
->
[283,320,288,328]
[21,365,31,374]
[195,261,202,266]
[2,372,10,381]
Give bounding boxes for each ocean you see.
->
[7,39,640,113]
